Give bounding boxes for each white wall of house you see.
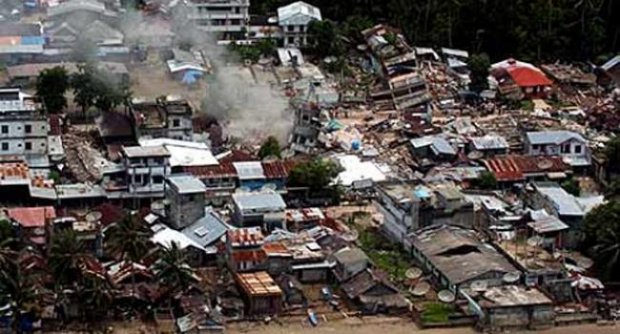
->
[0,120,48,155]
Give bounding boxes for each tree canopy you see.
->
[36,66,70,113]
[287,159,343,190]
[259,136,282,159]
[252,0,619,62]
[582,201,620,281]
[71,63,131,113]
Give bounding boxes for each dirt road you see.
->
[227,317,620,334]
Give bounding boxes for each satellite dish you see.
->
[85,211,102,223]
[537,159,553,170]
[467,151,483,160]
[405,267,423,280]
[470,280,488,292]
[503,271,521,284]
[410,281,431,296]
[438,290,456,303]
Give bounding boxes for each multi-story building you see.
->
[165,174,207,229]
[182,0,250,39]
[277,1,322,47]
[129,97,193,142]
[0,88,48,157]
[102,145,171,198]
[232,191,287,231]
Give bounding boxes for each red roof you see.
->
[231,249,267,262]
[48,114,61,135]
[228,228,264,246]
[96,203,125,227]
[7,206,56,228]
[483,155,569,182]
[507,67,552,87]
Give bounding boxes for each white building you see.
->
[182,0,250,39]
[0,88,48,157]
[524,130,590,167]
[277,1,322,47]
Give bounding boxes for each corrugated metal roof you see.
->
[526,130,585,145]
[232,191,286,211]
[7,206,56,228]
[483,155,569,182]
[235,271,282,296]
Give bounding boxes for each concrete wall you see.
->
[484,304,554,330]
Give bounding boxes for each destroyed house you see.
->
[129,98,193,142]
[341,269,409,314]
[540,64,596,88]
[102,146,171,198]
[490,59,552,99]
[409,224,518,293]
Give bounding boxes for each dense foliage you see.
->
[287,158,343,190]
[36,66,70,113]
[254,0,619,62]
[582,201,620,281]
[258,136,282,159]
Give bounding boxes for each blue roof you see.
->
[20,36,44,45]
[181,208,230,248]
[233,192,286,211]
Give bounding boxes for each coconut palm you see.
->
[0,255,40,333]
[49,229,89,287]
[105,214,151,294]
[153,242,196,294]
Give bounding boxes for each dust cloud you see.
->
[122,6,294,144]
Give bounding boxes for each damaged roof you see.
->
[411,225,517,286]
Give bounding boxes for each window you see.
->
[287,37,295,45]
[532,144,540,150]
[172,119,180,128]
[153,175,164,184]
[561,144,570,154]
[287,25,294,32]
[1,143,7,151]
[574,145,582,154]
[25,125,31,134]
[25,142,32,151]
[1,125,7,134]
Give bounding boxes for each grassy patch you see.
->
[420,302,454,323]
[357,228,411,281]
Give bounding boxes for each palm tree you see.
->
[0,255,40,333]
[49,229,89,287]
[105,214,151,294]
[153,242,196,295]
[79,272,113,326]
[591,225,620,281]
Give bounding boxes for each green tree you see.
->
[308,20,343,58]
[287,159,343,190]
[258,136,282,159]
[49,229,89,287]
[153,242,196,294]
[341,15,374,44]
[474,171,497,189]
[0,255,41,333]
[583,201,620,281]
[561,178,581,196]
[36,66,70,113]
[71,64,98,114]
[468,53,491,92]
[105,214,151,293]
[604,137,620,176]
[71,63,131,113]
